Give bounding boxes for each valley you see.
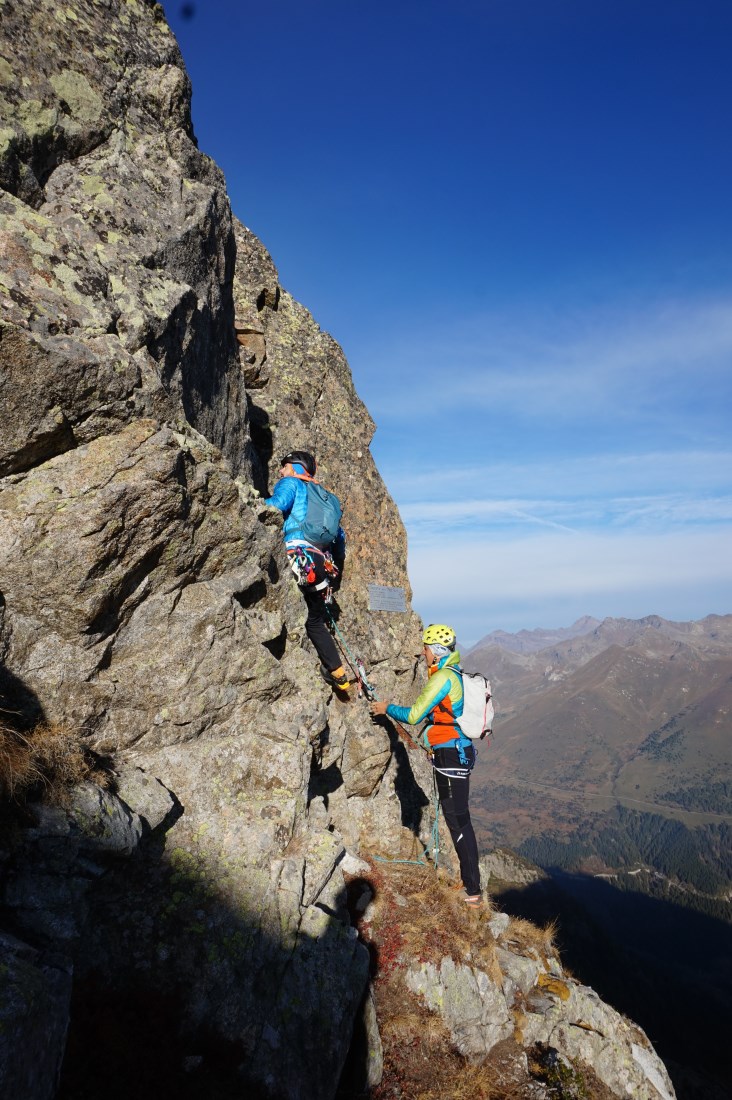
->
[465,612,732,845]
[465,613,732,1098]
[475,773,732,827]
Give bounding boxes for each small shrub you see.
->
[0,722,41,798]
[503,915,557,960]
[0,715,108,806]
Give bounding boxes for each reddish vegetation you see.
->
[348,861,564,1100]
[341,858,598,1100]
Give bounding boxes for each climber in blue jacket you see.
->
[266,450,349,690]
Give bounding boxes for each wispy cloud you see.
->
[358,293,732,637]
[361,295,732,429]
[407,528,732,641]
[400,492,732,538]
[381,449,732,500]
[411,529,732,598]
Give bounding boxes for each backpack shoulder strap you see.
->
[442,666,469,734]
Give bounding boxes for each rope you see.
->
[324,604,375,696]
[321,606,442,869]
[373,774,441,868]
[324,605,430,754]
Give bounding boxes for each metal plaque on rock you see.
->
[368,584,407,612]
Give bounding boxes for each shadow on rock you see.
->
[51,823,372,1100]
[248,397,274,496]
[493,870,732,1100]
[0,663,45,732]
[381,719,430,837]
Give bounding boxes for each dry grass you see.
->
[0,715,109,806]
[502,914,558,960]
[0,723,41,797]
[353,861,552,1100]
[372,966,519,1100]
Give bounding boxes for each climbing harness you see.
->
[287,545,339,602]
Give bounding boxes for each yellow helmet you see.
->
[422,623,456,649]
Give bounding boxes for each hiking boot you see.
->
[320,665,351,691]
[464,894,483,909]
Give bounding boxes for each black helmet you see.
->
[281,450,316,476]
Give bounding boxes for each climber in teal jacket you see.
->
[370,624,482,906]
[384,648,466,751]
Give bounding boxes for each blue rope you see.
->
[324,605,377,698]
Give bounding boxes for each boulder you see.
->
[0,932,72,1100]
[520,978,676,1100]
[406,956,514,1057]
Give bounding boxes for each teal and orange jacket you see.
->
[386,651,467,750]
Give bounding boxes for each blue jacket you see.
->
[265,476,346,556]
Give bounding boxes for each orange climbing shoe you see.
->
[320,665,351,691]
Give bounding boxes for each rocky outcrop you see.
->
[1,1,433,1096]
[481,847,547,888]
[362,863,676,1100]
[0,2,676,1099]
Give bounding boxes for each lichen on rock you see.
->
[0,1,678,1098]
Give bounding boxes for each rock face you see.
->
[0,931,72,1100]
[405,951,676,1100]
[0,1,432,1097]
[0,2,676,1099]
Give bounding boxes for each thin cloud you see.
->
[381,449,732,501]
[363,295,732,424]
[401,492,732,537]
[359,295,732,637]
[407,528,732,609]
[408,533,732,642]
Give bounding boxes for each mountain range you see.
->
[464,613,732,852]
[466,613,732,808]
[466,614,732,1099]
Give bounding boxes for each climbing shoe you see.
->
[320,665,351,691]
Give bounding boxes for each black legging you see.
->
[432,745,481,897]
[302,585,340,670]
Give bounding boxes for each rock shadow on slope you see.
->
[378,716,430,838]
[52,816,370,1100]
[492,870,732,1100]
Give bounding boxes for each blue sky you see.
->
[163,0,732,643]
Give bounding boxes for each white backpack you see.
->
[447,668,494,740]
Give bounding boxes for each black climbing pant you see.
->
[302,581,340,672]
[432,746,481,897]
